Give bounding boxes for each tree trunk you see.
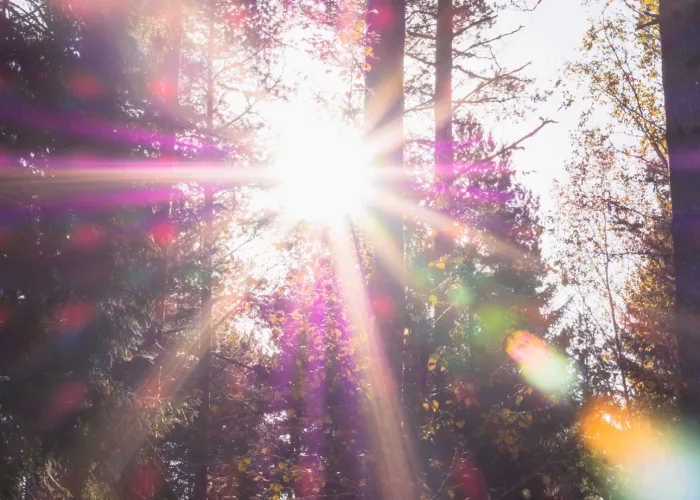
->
[365,0,406,407]
[364,0,417,497]
[193,16,215,500]
[434,0,453,191]
[430,0,456,494]
[433,0,454,354]
[659,0,700,426]
[193,184,213,500]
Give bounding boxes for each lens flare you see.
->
[580,403,700,500]
[53,300,94,335]
[40,380,87,429]
[507,331,571,395]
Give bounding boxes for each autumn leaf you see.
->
[428,355,438,371]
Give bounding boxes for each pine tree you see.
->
[659,0,700,427]
[0,2,193,496]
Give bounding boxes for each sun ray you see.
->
[328,222,423,499]
[373,190,542,269]
[354,210,423,292]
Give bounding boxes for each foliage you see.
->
[0,0,683,498]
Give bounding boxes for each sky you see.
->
[497,0,591,214]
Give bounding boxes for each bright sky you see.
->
[497,0,590,214]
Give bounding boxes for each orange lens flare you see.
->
[580,403,700,500]
[506,331,571,395]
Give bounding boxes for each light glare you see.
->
[271,110,373,225]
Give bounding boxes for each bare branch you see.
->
[482,119,555,162]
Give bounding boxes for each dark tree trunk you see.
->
[365,0,407,381]
[364,0,417,498]
[193,185,213,500]
[659,0,700,426]
[433,0,454,358]
[434,0,453,189]
[429,0,456,494]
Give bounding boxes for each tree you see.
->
[0,0,634,498]
[557,0,678,417]
[0,1,194,496]
[365,0,406,379]
[399,0,569,495]
[659,0,700,426]
[553,0,681,494]
[363,0,422,495]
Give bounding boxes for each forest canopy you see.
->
[1,0,700,499]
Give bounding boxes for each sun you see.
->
[270,109,374,226]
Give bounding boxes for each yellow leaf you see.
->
[279,462,287,469]
[427,355,438,371]
[429,295,438,306]
[262,447,270,455]
[436,262,446,270]
[431,400,439,411]
[422,402,430,411]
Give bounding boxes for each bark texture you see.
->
[659,0,700,425]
